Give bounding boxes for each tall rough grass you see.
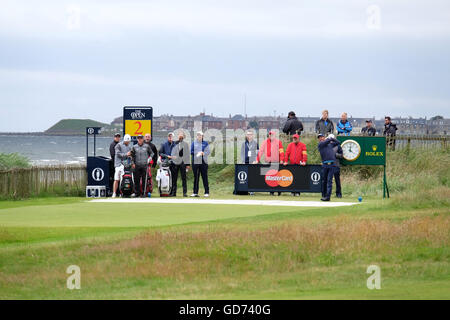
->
[0,153,30,170]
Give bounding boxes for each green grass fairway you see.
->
[0,201,305,227]
[0,197,448,299]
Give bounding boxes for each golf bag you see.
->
[142,158,153,196]
[156,159,172,197]
[120,158,134,197]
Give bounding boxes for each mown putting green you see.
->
[0,200,305,227]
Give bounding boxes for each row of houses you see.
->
[110,113,450,135]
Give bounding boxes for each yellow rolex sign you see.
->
[365,144,384,157]
[123,107,153,139]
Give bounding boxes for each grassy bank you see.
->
[0,197,448,299]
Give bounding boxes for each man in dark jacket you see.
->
[159,132,176,194]
[159,132,176,161]
[361,120,377,136]
[383,116,398,150]
[282,111,303,135]
[315,110,334,135]
[191,131,210,197]
[144,133,158,168]
[317,134,341,201]
[171,131,190,197]
[329,134,344,198]
[130,134,153,197]
[109,133,121,160]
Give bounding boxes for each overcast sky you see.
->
[1,0,449,132]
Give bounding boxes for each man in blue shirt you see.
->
[159,132,175,161]
[336,112,353,136]
[191,131,211,197]
[317,134,341,201]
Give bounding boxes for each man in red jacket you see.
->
[255,130,285,196]
[284,134,307,196]
[256,130,285,164]
[284,134,307,166]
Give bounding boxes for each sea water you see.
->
[0,135,165,166]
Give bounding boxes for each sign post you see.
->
[86,127,111,197]
[337,136,389,198]
[123,106,153,142]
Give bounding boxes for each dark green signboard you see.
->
[336,136,389,198]
[337,136,386,166]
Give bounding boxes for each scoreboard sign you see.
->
[123,106,153,139]
[337,136,386,166]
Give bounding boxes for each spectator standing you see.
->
[159,132,176,189]
[256,130,285,196]
[109,133,121,194]
[282,111,304,135]
[172,132,190,197]
[191,131,210,197]
[109,133,121,160]
[336,112,353,136]
[361,120,377,136]
[315,110,334,135]
[284,133,307,196]
[240,130,259,164]
[383,116,398,150]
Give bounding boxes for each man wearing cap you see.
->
[284,133,307,196]
[328,134,344,198]
[317,133,341,201]
[191,131,210,197]
[130,134,154,197]
[361,120,376,136]
[112,134,132,198]
[255,130,285,196]
[282,111,304,136]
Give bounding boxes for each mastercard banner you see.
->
[234,164,323,194]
